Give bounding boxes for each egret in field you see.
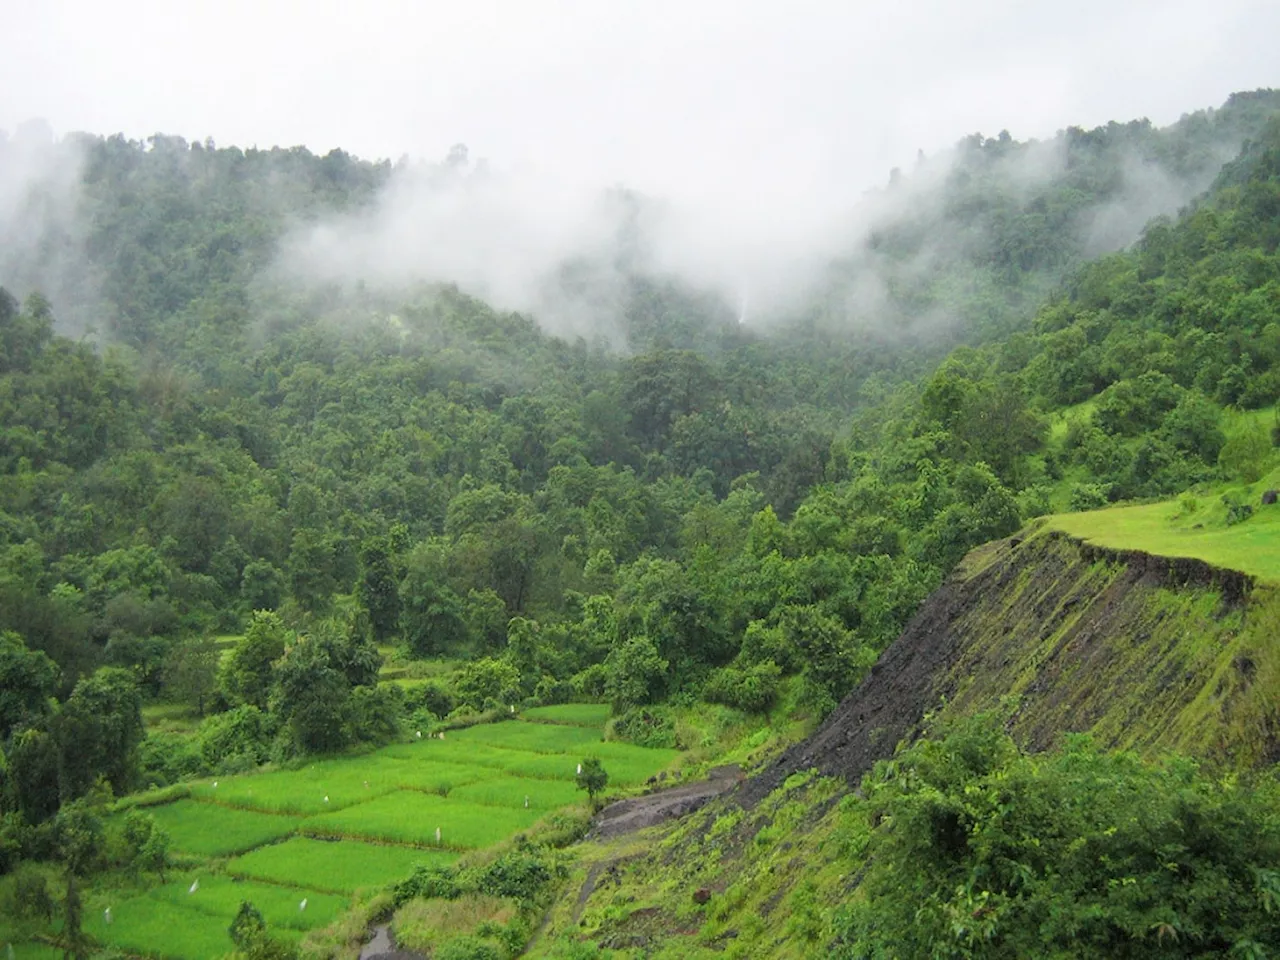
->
[577,763,582,775]
[104,907,112,924]
[213,781,218,788]
[440,731,445,740]
[524,795,530,809]
[323,795,329,803]
[435,826,442,845]
[416,730,422,739]
[189,879,199,894]
[510,705,515,713]
[299,898,308,912]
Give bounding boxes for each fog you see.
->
[2,1,1278,340]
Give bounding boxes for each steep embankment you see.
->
[743,527,1280,804]
[531,529,1280,958]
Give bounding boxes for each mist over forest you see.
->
[3,11,1280,951]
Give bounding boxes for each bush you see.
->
[8,866,55,920]
[830,720,1280,959]
[199,704,273,770]
[608,707,677,749]
[702,660,781,714]
[394,863,462,905]
[472,850,553,902]
[434,937,503,960]
[1068,483,1109,512]
[403,681,457,719]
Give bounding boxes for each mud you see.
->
[589,765,744,840]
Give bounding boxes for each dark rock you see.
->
[693,888,712,905]
[1262,489,1278,506]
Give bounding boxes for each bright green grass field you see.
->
[147,875,345,932]
[140,799,301,856]
[227,837,454,895]
[449,720,605,754]
[522,703,612,727]
[301,791,542,849]
[6,943,63,959]
[188,755,486,814]
[447,775,583,810]
[383,726,677,786]
[85,895,250,960]
[1047,487,1280,585]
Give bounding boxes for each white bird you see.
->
[323,795,329,803]
[440,731,445,740]
[435,826,442,845]
[299,898,307,911]
[104,907,112,924]
[524,795,530,809]
[212,781,218,788]
[189,880,199,894]
[416,730,422,739]
[509,705,515,713]
[577,764,582,775]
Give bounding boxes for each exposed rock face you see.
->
[741,530,1274,806]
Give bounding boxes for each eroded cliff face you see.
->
[744,528,1280,804]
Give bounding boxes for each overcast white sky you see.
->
[3,0,1277,204]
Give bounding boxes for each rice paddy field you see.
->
[59,711,676,959]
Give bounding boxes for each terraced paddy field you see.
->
[71,712,675,959]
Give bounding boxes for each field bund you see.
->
[91,706,676,959]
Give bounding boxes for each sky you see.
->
[4,0,1278,205]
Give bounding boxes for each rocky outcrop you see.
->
[742,529,1276,806]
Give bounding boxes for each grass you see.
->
[188,754,486,814]
[139,799,300,857]
[146,875,345,932]
[142,702,204,736]
[448,720,606,753]
[393,894,518,953]
[227,837,454,895]
[522,703,612,727]
[84,895,243,960]
[445,776,584,811]
[301,791,543,849]
[1046,472,1280,584]
[5,944,63,959]
[383,723,678,786]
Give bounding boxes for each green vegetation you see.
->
[4,89,1280,959]
[137,799,300,857]
[227,837,454,895]
[521,704,612,727]
[1048,469,1280,583]
[302,791,543,849]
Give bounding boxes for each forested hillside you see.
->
[2,89,1280,959]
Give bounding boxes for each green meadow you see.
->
[226,837,457,895]
[1047,469,1280,584]
[63,713,675,957]
[522,703,613,727]
[301,790,543,848]
[141,799,301,856]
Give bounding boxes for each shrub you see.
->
[395,864,462,906]
[608,707,677,749]
[1068,483,1109,512]
[830,720,1280,959]
[702,660,781,714]
[472,850,553,902]
[199,704,273,770]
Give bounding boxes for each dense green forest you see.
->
[3,89,1280,958]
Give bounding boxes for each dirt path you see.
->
[587,765,743,841]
